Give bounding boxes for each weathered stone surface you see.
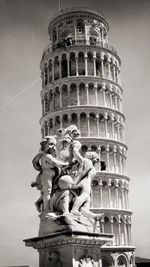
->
[39,212,101,236]
[24,231,113,267]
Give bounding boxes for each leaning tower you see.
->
[40,7,135,267]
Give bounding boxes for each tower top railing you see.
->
[41,40,118,60]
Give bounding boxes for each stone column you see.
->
[104,112,108,138]
[93,55,96,77]
[110,217,114,235]
[121,150,125,174]
[59,56,62,79]
[67,55,70,77]
[101,54,104,78]
[68,87,70,106]
[124,150,127,174]
[68,113,71,125]
[129,223,132,245]
[113,61,115,81]
[77,85,80,106]
[117,123,120,142]
[87,114,90,136]
[108,180,112,208]
[110,90,113,108]
[113,145,117,173]
[52,59,54,81]
[108,56,111,80]
[99,180,103,207]
[60,115,63,129]
[106,144,110,172]
[101,218,105,233]
[96,114,100,137]
[119,151,122,174]
[115,95,118,110]
[85,52,88,76]
[116,184,119,208]
[111,114,115,139]
[77,113,81,133]
[124,222,127,246]
[101,29,104,44]
[60,88,62,108]
[121,187,124,209]
[122,124,126,143]
[98,145,101,171]
[102,85,106,106]
[118,219,121,245]
[95,83,98,105]
[86,84,89,105]
[75,55,79,76]
[126,187,129,210]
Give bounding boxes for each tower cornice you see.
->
[48,7,109,36]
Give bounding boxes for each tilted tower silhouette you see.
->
[39,7,135,267]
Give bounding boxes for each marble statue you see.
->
[31,125,103,233]
[31,135,69,212]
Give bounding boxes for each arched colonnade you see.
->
[91,177,129,210]
[41,51,121,87]
[41,111,125,143]
[42,82,123,115]
[99,214,132,247]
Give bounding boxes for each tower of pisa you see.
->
[39,7,135,267]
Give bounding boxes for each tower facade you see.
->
[40,7,135,266]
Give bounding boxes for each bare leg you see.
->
[71,193,88,215]
[43,188,51,212]
[61,194,70,215]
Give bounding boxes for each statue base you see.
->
[38,212,102,236]
[24,230,113,267]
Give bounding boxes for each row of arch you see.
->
[91,178,129,210]
[101,253,134,267]
[80,143,127,174]
[42,82,123,115]
[99,215,132,247]
[41,51,121,86]
[41,112,125,144]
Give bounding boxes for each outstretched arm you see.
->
[46,154,69,168]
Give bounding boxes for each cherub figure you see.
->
[31,136,69,213]
[56,125,80,164]
[70,150,104,220]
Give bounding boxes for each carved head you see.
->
[84,151,99,164]
[40,135,56,154]
[65,125,80,140]
[58,175,74,189]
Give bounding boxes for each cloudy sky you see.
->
[0,0,150,266]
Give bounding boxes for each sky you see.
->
[0,0,150,266]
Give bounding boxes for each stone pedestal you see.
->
[24,230,113,267]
